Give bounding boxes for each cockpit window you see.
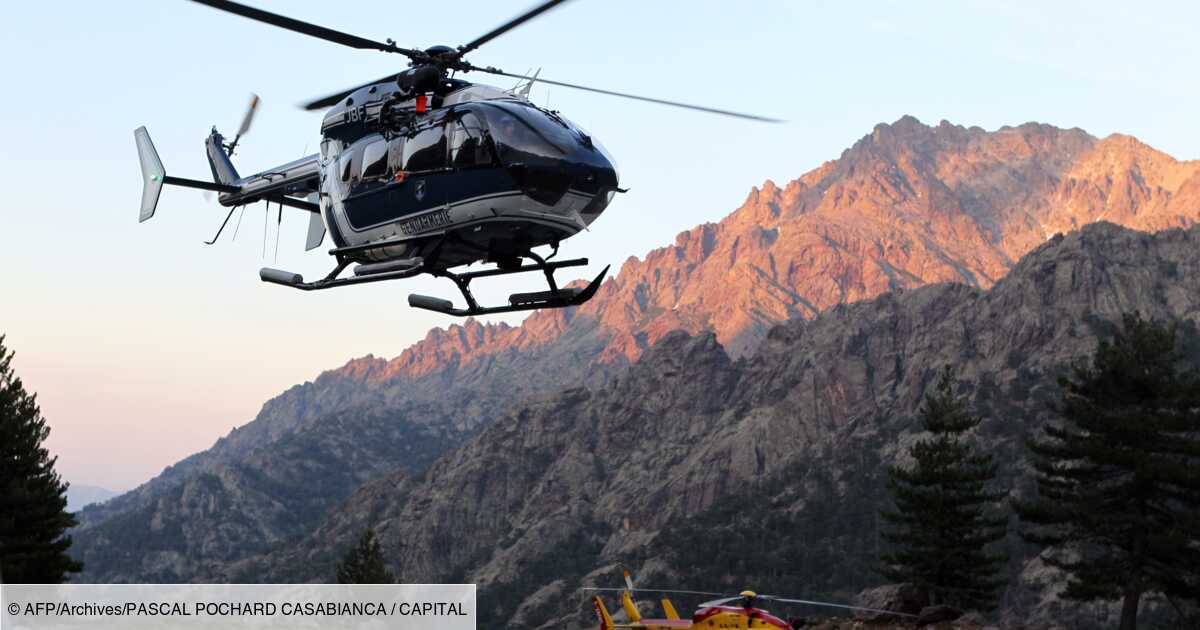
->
[361,138,388,179]
[476,101,579,163]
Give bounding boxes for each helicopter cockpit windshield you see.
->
[470,101,618,205]
[477,101,574,161]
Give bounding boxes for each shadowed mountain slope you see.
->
[249,223,1200,628]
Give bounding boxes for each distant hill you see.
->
[66,484,119,511]
[73,116,1200,589]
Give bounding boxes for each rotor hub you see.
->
[423,44,456,58]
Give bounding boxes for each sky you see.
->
[2,0,1199,491]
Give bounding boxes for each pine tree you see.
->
[336,529,395,584]
[0,335,83,582]
[1015,313,1200,630]
[879,367,1008,611]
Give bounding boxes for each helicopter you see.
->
[586,570,916,629]
[135,0,780,317]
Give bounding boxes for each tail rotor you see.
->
[226,93,260,156]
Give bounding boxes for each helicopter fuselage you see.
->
[238,77,621,271]
[139,72,621,315]
[690,606,791,629]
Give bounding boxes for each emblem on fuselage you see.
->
[415,180,426,202]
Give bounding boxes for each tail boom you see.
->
[133,126,319,223]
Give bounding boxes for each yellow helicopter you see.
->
[586,570,915,629]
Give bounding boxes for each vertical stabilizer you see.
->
[205,128,241,185]
[134,126,165,222]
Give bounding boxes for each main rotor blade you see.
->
[454,0,572,59]
[698,597,740,608]
[472,68,784,123]
[582,588,726,597]
[189,0,421,56]
[300,73,400,111]
[759,596,918,618]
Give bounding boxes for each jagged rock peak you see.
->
[326,354,387,381]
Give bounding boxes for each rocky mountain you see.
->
[73,116,1200,584]
[243,222,1200,629]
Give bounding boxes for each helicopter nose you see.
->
[576,143,618,192]
[505,133,618,217]
[577,175,618,227]
[577,162,618,193]
[583,147,619,223]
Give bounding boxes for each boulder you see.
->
[854,583,928,620]
[917,604,962,625]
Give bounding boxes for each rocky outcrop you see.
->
[855,584,928,620]
[75,117,1200,585]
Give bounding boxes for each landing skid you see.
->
[259,251,608,316]
[410,253,609,316]
[259,257,425,290]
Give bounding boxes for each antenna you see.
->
[261,202,268,258]
[521,67,541,99]
[231,205,246,241]
[274,203,283,262]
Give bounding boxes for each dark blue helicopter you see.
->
[135,0,779,316]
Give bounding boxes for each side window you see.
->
[361,139,388,179]
[339,153,354,182]
[449,113,493,168]
[402,125,447,172]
